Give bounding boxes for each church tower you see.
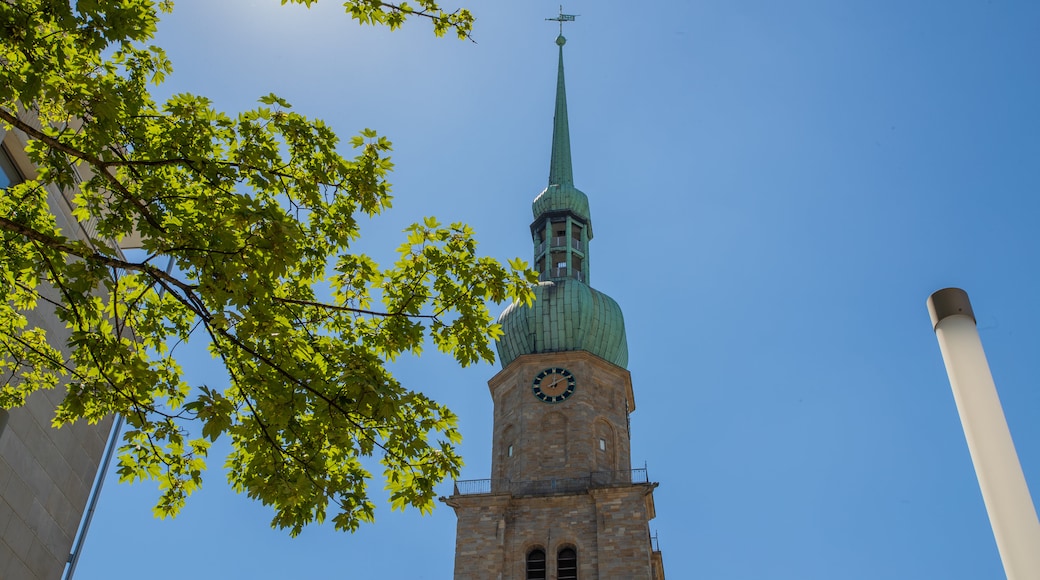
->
[443,24,666,580]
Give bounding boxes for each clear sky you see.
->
[72,1,1040,578]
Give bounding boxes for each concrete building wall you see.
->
[0,122,116,580]
[0,384,113,580]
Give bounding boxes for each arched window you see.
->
[558,547,578,580]
[526,548,547,579]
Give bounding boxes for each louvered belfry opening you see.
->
[526,548,547,579]
[557,547,578,579]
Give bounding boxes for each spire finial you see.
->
[546,7,577,189]
[545,6,578,37]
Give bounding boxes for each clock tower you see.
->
[443,27,666,580]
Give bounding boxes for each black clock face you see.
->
[532,367,576,403]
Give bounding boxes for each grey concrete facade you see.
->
[0,380,113,580]
[1,120,116,580]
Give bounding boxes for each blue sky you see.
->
[72,1,1040,578]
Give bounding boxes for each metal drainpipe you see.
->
[63,256,175,580]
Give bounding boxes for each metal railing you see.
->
[539,268,584,282]
[547,236,584,252]
[650,531,661,553]
[453,468,650,497]
[454,478,497,495]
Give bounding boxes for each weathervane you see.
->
[546,5,578,35]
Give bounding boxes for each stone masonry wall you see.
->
[591,486,657,578]
[446,486,659,579]
[449,494,511,579]
[446,342,662,578]
[488,352,634,485]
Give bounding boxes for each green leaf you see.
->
[0,0,518,538]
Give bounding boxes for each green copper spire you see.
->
[531,31,590,225]
[548,35,573,189]
[494,26,629,370]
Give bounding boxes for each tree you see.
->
[0,0,534,536]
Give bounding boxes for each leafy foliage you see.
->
[0,0,531,535]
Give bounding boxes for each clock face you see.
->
[532,367,576,403]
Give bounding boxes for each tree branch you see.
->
[0,107,167,233]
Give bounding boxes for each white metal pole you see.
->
[928,287,1040,579]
